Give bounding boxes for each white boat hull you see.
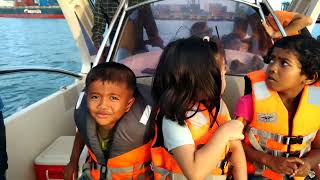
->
[5,80,84,180]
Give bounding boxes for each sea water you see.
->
[0,18,81,118]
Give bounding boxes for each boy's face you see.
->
[266,47,307,96]
[87,80,135,129]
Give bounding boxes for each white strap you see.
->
[249,127,317,145]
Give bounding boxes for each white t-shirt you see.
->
[162,117,194,151]
[162,110,211,151]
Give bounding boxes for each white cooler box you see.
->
[34,136,75,180]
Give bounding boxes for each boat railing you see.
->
[0,67,83,79]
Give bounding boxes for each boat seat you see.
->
[137,75,245,117]
[223,75,245,117]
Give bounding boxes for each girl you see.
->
[234,35,320,180]
[151,37,246,180]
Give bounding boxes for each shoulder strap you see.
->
[244,75,252,95]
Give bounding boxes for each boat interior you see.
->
[1,0,320,179]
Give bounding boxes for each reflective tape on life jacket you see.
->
[245,70,320,180]
[151,100,231,180]
[86,154,153,180]
[87,137,154,180]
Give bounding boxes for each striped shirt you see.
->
[91,0,146,48]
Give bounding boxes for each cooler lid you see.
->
[34,136,75,165]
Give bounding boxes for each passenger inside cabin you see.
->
[115,6,164,61]
[91,0,163,63]
[151,37,247,180]
[64,62,153,180]
[234,35,320,180]
[222,33,264,74]
[190,21,213,38]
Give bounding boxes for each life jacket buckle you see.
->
[284,151,301,158]
[150,163,154,171]
[282,136,303,145]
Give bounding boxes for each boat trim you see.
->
[0,67,83,79]
[105,2,128,63]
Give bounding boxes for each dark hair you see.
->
[152,37,222,125]
[190,21,210,37]
[85,62,136,93]
[265,35,320,81]
[233,17,248,33]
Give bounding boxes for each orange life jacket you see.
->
[245,70,320,180]
[87,141,153,180]
[151,100,231,180]
[75,88,154,180]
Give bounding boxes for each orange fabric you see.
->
[90,169,100,180]
[87,141,152,180]
[267,10,299,35]
[151,101,231,179]
[245,71,320,180]
[262,169,284,180]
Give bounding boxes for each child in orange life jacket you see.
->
[234,35,320,180]
[65,62,154,180]
[151,37,247,180]
[81,62,136,179]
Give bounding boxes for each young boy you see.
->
[65,62,153,180]
[234,35,320,180]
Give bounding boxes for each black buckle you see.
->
[284,151,301,158]
[282,136,303,145]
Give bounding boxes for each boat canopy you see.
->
[96,0,280,76]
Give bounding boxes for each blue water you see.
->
[0,18,81,118]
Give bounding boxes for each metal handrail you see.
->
[93,0,127,67]
[262,0,287,37]
[0,67,83,79]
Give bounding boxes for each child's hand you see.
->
[64,161,78,180]
[292,159,311,177]
[219,120,244,141]
[266,156,304,175]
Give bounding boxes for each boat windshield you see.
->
[114,0,273,77]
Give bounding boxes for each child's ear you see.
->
[125,97,135,112]
[305,73,318,85]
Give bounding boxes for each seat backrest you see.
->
[223,75,245,117]
[136,75,245,118]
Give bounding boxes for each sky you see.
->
[268,0,292,10]
[158,0,292,10]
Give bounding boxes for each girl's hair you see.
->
[85,62,136,93]
[265,35,320,81]
[152,37,222,125]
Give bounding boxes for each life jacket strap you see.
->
[89,162,107,180]
[248,127,313,157]
[248,127,317,145]
[264,145,312,158]
[106,161,151,179]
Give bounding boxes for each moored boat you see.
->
[0,0,63,18]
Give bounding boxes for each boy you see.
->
[65,62,153,180]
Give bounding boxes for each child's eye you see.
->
[90,95,99,100]
[280,60,289,66]
[110,96,119,101]
[269,59,275,64]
